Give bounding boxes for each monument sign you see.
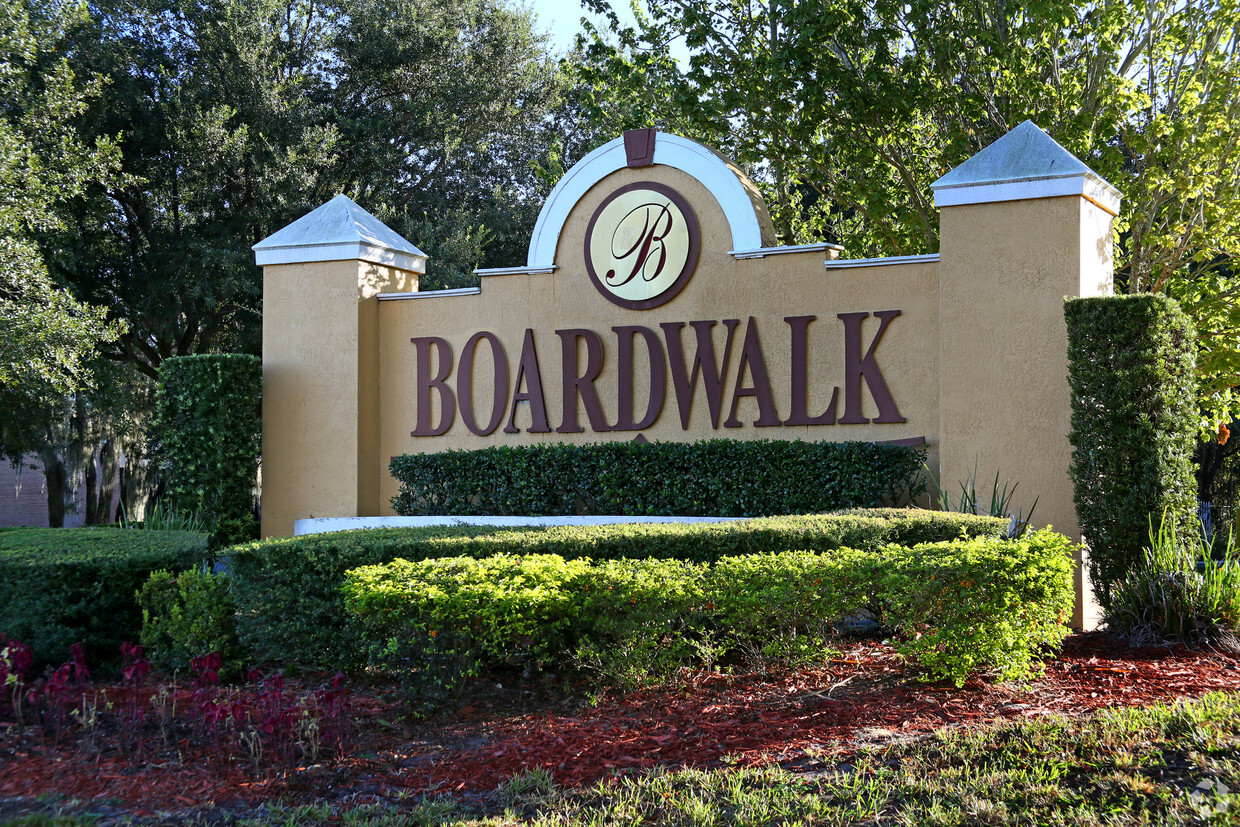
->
[255,122,1119,627]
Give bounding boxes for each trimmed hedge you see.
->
[229,509,1007,669]
[390,439,926,517]
[154,354,261,545]
[0,528,210,668]
[342,530,1076,693]
[1065,295,1198,609]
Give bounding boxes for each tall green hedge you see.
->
[1065,295,1198,609]
[390,439,926,517]
[229,509,1006,669]
[0,527,210,669]
[154,354,261,545]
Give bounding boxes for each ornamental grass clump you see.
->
[1108,512,1240,651]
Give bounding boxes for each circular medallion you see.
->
[584,182,700,310]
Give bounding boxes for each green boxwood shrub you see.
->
[878,531,1078,685]
[341,530,1076,699]
[572,557,712,688]
[153,354,261,545]
[346,554,597,711]
[708,548,880,664]
[390,439,926,517]
[0,527,210,668]
[138,567,245,680]
[229,509,1006,669]
[1065,295,1198,609]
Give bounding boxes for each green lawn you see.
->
[443,691,1240,825]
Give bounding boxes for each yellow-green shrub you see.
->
[572,558,709,687]
[708,550,880,664]
[881,531,1077,686]
[232,509,1006,669]
[344,554,593,710]
[341,529,1076,703]
[137,567,245,680]
[349,553,590,666]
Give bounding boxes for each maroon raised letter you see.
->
[411,336,454,436]
[662,319,740,430]
[457,331,509,436]
[837,310,906,424]
[504,329,551,433]
[724,317,781,428]
[784,315,838,425]
[556,328,611,433]
[613,325,666,431]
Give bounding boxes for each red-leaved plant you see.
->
[0,644,351,771]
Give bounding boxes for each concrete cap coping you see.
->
[932,120,1121,214]
[253,194,428,272]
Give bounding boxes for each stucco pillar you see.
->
[254,196,426,538]
[932,121,1120,630]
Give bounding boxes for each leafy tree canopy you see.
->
[577,0,1240,429]
[54,0,567,378]
[0,0,123,462]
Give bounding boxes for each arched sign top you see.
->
[526,132,775,269]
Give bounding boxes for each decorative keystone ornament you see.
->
[584,182,700,310]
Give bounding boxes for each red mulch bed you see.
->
[2,632,1239,818]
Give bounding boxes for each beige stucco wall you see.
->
[374,164,939,514]
[262,260,416,537]
[937,195,1114,629]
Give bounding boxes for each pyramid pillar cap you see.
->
[932,121,1121,215]
[253,195,427,273]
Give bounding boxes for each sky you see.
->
[525,0,692,68]
[524,0,637,55]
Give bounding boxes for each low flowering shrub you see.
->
[118,642,152,759]
[231,509,1006,670]
[342,529,1077,706]
[28,643,92,746]
[0,641,353,771]
[0,635,34,687]
[182,661,351,768]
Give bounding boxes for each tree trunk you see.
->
[119,446,160,523]
[85,447,99,523]
[41,451,67,528]
[93,437,119,524]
